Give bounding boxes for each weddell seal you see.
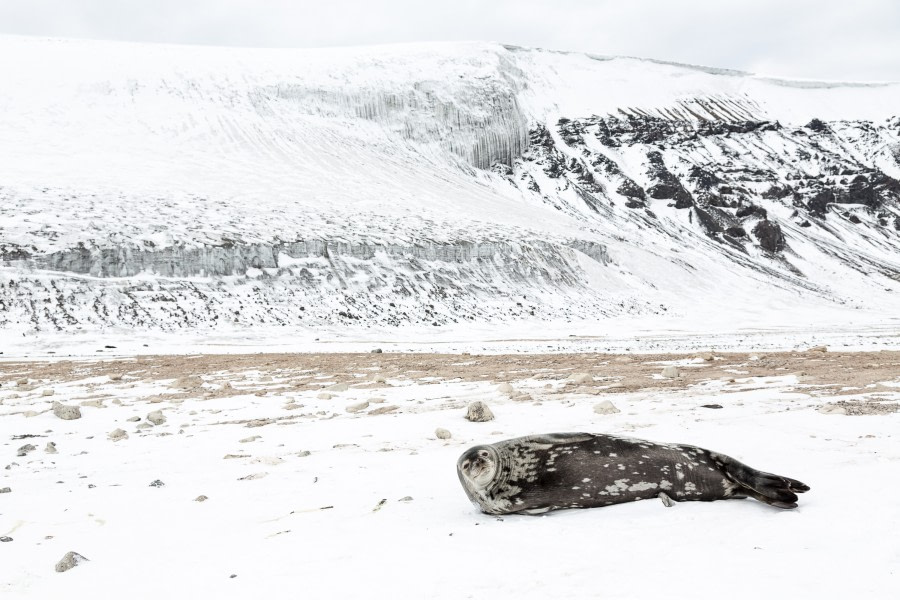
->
[457,433,809,515]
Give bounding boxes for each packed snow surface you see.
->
[1,350,898,598]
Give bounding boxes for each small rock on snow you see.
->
[593,400,620,415]
[661,366,680,378]
[435,428,452,439]
[52,401,81,420]
[108,428,128,441]
[55,551,89,573]
[465,401,494,422]
[16,444,36,457]
[147,410,166,425]
[346,401,369,413]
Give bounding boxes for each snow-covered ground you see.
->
[1,349,898,598]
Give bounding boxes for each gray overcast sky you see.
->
[2,0,899,81]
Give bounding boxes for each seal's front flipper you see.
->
[658,492,675,508]
[710,452,810,509]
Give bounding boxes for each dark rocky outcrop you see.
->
[752,220,786,253]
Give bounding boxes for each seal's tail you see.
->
[710,452,810,509]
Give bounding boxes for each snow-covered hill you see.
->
[1,36,899,335]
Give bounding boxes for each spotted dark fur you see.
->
[457,433,809,515]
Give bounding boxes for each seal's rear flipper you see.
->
[709,452,810,509]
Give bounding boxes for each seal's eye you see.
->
[478,450,489,458]
[461,460,470,470]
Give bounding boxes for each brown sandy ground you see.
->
[2,349,898,415]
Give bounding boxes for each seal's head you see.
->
[457,445,500,491]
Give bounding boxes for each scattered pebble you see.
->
[317,392,334,400]
[239,435,261,443]
[465,401,494,422]
[246,419,274,428]
[41,389,55,397]
[371,348,383,354]
[52,401,81,420]
[55,551,89,573]
[195,495,208,502]
[126,416,141,422]
[701,404,724,409]
[0,536,12,542]
[809,345,828,353]
[0,487,11,493]
[325,382,349,392]
[296,451,311,457]
[45,442,57,454]
[238,472,268,481]
[435,428,452,439]
[136,423,153,430]
[80,400,105,409]
[149,479,165,487]
[368,405,398,416]
[593,400,620,415]
[398,496,413,502]
[346,401,369,413]
[661,366,680,379]
[108,428,128,441]
[147,410,166,426]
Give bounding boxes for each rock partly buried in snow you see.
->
[325,382,349,392]
[465,401,494,422]
[55,551,89,573]
[346,401,369,413]
[808,345,828,352]
[52,401,81,420]
[317,392,334,400]
[0,487,11,494]
[239,435,261,443]
[593,400,620,415]
[371,348,383,354]
[147,410,166,425]
[108,428,128,441]
[567,373,593,385]
[45,442,57,454]
[246,419,274,428]
[661,366,680,379]
[496,383,515,396]
[195,495,208,502]
[41,389,54,397]
[126,416,141,422]
[171,375,203,389]
[149,479,165,487]
[16,444,36,457]
[435,428,452,439]
[368,405,398,416]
